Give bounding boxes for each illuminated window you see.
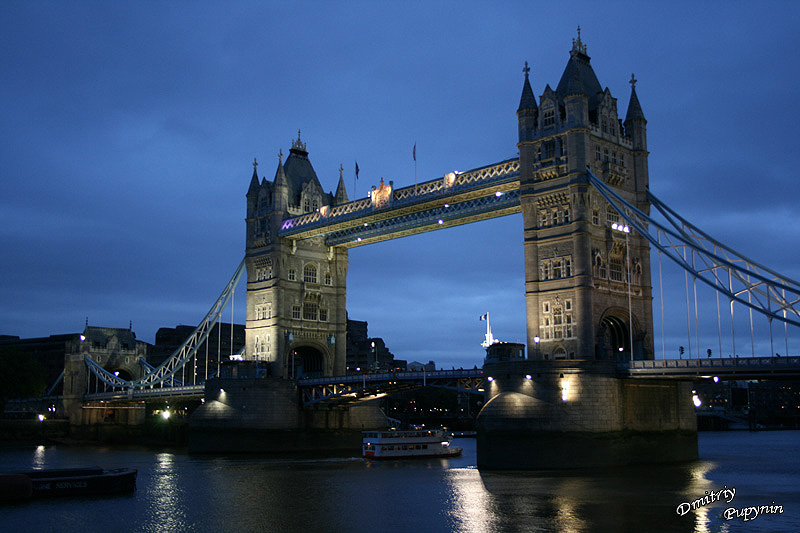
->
[303,263,318,284]
[553,306,563,339]
[565,314,574,338]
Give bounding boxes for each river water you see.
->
[1,431,798,532]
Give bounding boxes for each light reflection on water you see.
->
[1,432,799,532]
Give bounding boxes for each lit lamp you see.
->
[534,336,541,359]
[611,222,634,361]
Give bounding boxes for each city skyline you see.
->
[2,3,800,369]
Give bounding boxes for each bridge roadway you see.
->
[74,356,800,408]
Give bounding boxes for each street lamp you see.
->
[612,222,634,361]
[533,336,541,359]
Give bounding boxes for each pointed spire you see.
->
[517,61,537,112]
[335,163,349,204]
[274,149,288,189]
[571,25,588,56]
[625,73,646,122]
[247,157,260,196]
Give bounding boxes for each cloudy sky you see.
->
[2,2,800,369]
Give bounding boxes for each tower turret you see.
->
[517,61,538,142]
[272,149,289,213]
[334,164,349,204]
[624,74,647,151]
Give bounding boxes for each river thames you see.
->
[1,431,798,532]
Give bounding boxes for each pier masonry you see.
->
[476,360,697,469]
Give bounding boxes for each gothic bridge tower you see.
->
[244,132,349,378]
[518,30,653,361]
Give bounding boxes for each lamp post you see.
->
[612,222,634,361]
[533,335,541,360]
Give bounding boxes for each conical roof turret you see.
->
[517,61,537,113]
[273,149,288,189]
[624,74,646,123]
[247,158,260,197]
[556,27,602,108]
[334,164,349,204]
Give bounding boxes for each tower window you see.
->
[292,305,301,320]
[543,108,555,127]
[303,263,318,284]
[324,271,332,285]
[609,255,624,282]
[288,269,296,282]
[592,208,600,226]
[303,302,318,321]
[319,308,328,322]
[543,141,555,159]
[303,198,311,212]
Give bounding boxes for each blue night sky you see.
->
[2,2,800,369]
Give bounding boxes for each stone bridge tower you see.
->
[244,133,349,378]
[518,31,654,361]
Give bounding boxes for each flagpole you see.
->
[413,142,417,194]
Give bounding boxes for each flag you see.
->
[413,143,416,161]
[479,314,487,321]
[355,161,359,179]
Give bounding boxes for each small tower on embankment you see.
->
[476,31,697,469]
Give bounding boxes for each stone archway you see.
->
[597,314,631,361]
[286,345,326,379]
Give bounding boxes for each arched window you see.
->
[303,263,318,284]
[324,271,332,285]
[303,197,311,212]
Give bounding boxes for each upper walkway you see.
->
[278,158,520,247]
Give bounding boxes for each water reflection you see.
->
[31,445,46,468]
[143,453,188,533]
[445,468,495,532]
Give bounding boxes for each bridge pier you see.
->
[188,377,385,453]
[476,361,697,469]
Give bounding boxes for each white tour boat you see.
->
[362,428,462,459]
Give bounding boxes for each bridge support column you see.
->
[188,377,385,453]
[476,361,697,469]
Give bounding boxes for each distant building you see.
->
[151,322,245,380]
[407,361,436,372]
[345,317,404,373]
[485,342,526,363]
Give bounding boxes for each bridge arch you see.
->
[596,310,636,361]
[286,343,328,379]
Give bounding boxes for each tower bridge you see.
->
[30,31,800,465]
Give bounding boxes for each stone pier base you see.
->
[476,361,698,469]
[188,377,386,453]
